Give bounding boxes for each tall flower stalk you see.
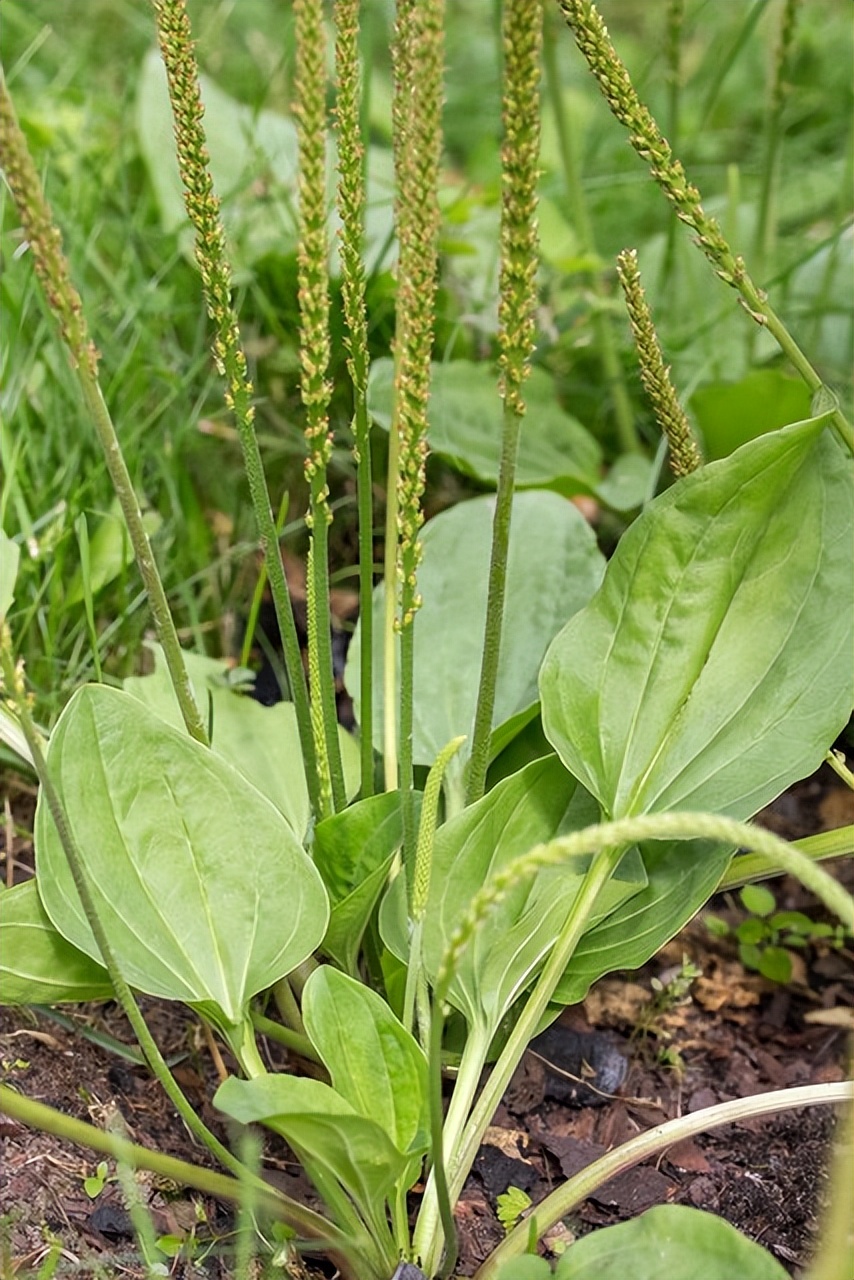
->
[334,0,375,799]
[294,0,346,817]
[0,66,207,747]
[149,0,321,804]
[387,0,446,869]
[754,0,800,279]
[555,0,854,456]
[541,15,637,454]
[466,0,544,805]
[616,248,701,478]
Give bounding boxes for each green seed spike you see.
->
[616,248,701,478]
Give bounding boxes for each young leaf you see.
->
[552,1204,789,1279]
[303,967,430,1160]
[215,1074,409,1223]
[314,790,409,905]
[540,418,854,821]
[0,880,114,1005]
[347,492,605,789]
[36,685,329,1026]
[313,793,415,973]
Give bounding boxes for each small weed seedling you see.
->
[707,883,851,985]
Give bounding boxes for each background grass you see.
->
[1,0,851,722]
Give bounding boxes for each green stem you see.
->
[0,69,207,747]
[0,1083,356,1264]
[334,0,375,800]
[406,734,467,1036]
[250,1010,323,1066]
[717,823,854,892]
[414,1022,494,1274]
[542,24,638,453]
[271,975,307,1037]
[399,618,417,874]
[825,751,854,791]
[382,420,401,792]
[308,526,346,815]
[447,844,625,1201]
[478,1080,853,1277]
[240,492,289,669]
[466,402,523,804]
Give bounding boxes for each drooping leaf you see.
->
[215,1074,409,1221]
[368,359,603,497]
[0,880,113,1006]
[552,1205,789,1280]
[303,967,429,1161]
[347,493,605,799]
[125,645,359,836]
[540,417,854,821]
[380,757,646,1032]
[36,685,329,1026]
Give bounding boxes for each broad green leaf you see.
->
[380,757,646,1032]
[66,500,162,605]
[553,1205,789,1280]
[540,418,854,821]
[0,881,113,1005]
[690,370,811,461]
[313,791,407,905]
[36,685,329,1026]
[303,967,429,1160]
[0,529,20,618]
[125,645,359,836]
[215,1074,409,1217]
[553,837,733,1004]
[347,493,605,795]
[314,792,412,974]
[367,359,602,498]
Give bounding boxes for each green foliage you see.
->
[496,1185,532,1234]
[540,416,853,821]
[706,883,850,985]
[348,491,605,804]
[1,3,853,1280]
[35,684,329,1031]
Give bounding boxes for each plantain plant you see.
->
[1,2,852,1278]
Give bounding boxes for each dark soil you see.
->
[1,764,852,1280]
